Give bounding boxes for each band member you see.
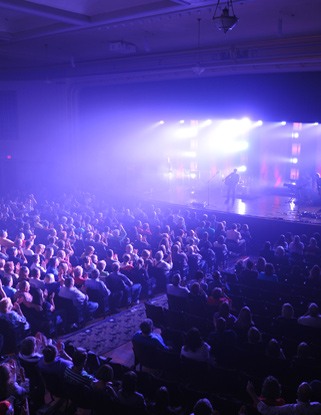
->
[224,168,240,204]
[315,173,321,195]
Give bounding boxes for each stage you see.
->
[140,185,321,247]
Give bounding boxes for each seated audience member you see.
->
[277,303,295,320]
[167,273,189,298]
[171,244,189,274]
[132,318,169,351]
[258,263,278,283]
[154,250,172,271]
[82,255,96,279]
[247,380,321,414]
[255,376,286,407]
[38,343,72,379]
[105,249,118,273]
[43,273,60,296]
[226,223,246,254]
[2,275,16,302]
[0,360,29,411]
[291,342,317,378]
[273,234,288,251]
[120,254,134,273]
[289,235,304,256]
[199,241,216,271]
[92,364,118,400]
[213,301,236,329]
[133,234,151,256]
[29,254,46,275]
[20,334,47,362]
[207,288,231,307]
[0,297,29,331]
[215,222,226,241]
[73,265,87,288]
[239,259,259,283]
[148,386,179,415]
[305,237,320,258]
[307,265,321,286]
[130,258,154,299]
[4,261,18,287]
[274,303,297,337]
[117,371,146,409]
[241,326,266,360]
[234,306,255,343]
[265,338,286,360]
[207,317,237,365]
[255,257,266,274]
[181,327,210,363]
[191,398,214,415]
[97,260,109,282]
[0,230,14,248]
[46,257,59,281]
[85,268,110,297]
[106,262,141,307]
[259,241,275,263]
[64,347,95,387]
[14,280,42,311]
[188,282,207,315]
[58,276,99,319]
[22,240,34,257]
[298,303,321,328]
[29,268,45,291]
[187,245,205,275]
[7,247,27,267]
[18,266,30,283]
[274,246,290,268]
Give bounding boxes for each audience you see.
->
[0,191,320,414]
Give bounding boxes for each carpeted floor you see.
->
[61,295,168,356]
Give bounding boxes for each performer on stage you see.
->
[224,168,240,204]
[315,173,321,195]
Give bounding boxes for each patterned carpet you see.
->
[61,295,168,356]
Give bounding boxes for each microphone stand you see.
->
[207,171,220,207]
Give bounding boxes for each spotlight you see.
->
[180,120,185,124]
[159,120,164,125]
[257,120,263,126]
[238,165,247,172]
[292,132,299,139]
[291,158,298,164]
[281,121,287,126]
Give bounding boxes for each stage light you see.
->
[183,151,197,158]
[190,172,197,179]
[175,127,198,138]
[236,141,249,151]
[257,120,263,126]
[292,132,299,138]
[241,117,251,127]
[291,158,298,164]
[159,120,164,125]
[238,165,247,172]
[314,122,319,126]
[179,120,185,124]
[204,119,212,126]
[281,121,287,126]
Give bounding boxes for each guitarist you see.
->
[224,168,240,204]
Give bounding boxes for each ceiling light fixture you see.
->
[212,0,238,33]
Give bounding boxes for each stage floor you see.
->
[146,186,321,225]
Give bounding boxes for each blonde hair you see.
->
[0,298,12,314]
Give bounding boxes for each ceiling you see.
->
[0,0,321,81]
